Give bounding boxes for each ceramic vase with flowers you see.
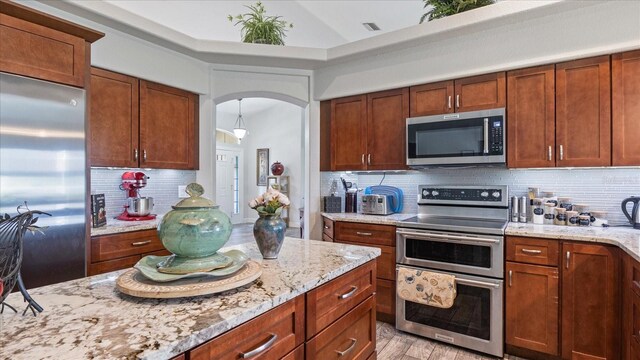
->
[249,188,290,259]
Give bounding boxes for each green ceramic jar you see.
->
[158,183,232,258]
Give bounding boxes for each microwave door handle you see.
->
[483,118,489,155]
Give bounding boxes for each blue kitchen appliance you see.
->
[364,185,404,213]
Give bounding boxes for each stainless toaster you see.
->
[361,194,394,215]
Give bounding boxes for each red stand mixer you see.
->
[116,171,156,221]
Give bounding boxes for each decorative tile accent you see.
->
[90,168,196,219]
[321,168,640,225]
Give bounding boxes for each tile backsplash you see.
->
[90,168,196,219]
[321,167,640,226]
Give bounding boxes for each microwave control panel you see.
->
[489,119,504,155]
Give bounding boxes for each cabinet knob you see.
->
[367,154,371,165]
[548,146,552,161]
[456,94,460,108]
[566,251,571,269]
[134,148,138,161]
[143,150,147,162]
[508,270,512,287]
[448,95,452,109]
[560,145,564,161]
[361,154,365,165]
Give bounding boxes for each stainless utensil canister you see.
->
[519,196,528,223]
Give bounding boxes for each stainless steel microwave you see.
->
[406,108,506,167]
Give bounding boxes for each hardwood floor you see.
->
[376,322,527,360]
[227,223,301,246]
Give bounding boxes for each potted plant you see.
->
[420,0,495,23]
[228,1,293,45]
[249,187,290,259]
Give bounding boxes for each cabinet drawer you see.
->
[323,217,334,238]
[88,255,140,276]
[282,345,304,360]
[0,13,85,87]
[376,278,395,324]
[307,261,376,339]
[190,296,305,360]
[146,249,172,257]
[91,229,164,262]
[335,222,395,247]
[506,236,559,266]
[306,295,376,360]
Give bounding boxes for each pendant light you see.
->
[233,98,247,140]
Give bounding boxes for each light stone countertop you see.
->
[0,238,381,360]
[506,222,640,262]
[321,212,414,225]
[321,212,640,261]
[91,216,161,237]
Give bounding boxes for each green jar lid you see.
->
[173,183,217,208]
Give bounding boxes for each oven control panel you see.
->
[418,185,508,207]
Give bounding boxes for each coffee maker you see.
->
[116,171,156,221]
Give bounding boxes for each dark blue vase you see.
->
[253,214,286,259]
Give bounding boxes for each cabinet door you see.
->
[556,56,611,167]
[331,95,367,171]
[505,262,559,355]
[612,49,640,166]
[409,81,454,116]
[507,65,556,168]
[562,243,620,360]
[366,88,409,170]
[454,72,506,112]
[89,68,139,167]
[139,80,198,169]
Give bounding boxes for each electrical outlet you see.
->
[178,185,188,198]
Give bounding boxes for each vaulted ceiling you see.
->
[104,0,425,48]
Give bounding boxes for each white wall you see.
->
[314,1,640,99]
[217,100,304,227]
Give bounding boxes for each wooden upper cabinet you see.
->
[409,81,454,117]
[556,56,611,167]
[0,0,103,87]
[506,262,559,356]
[454,72,506,113]
[562,243,620,360]
[331,95,368,171]
[612,49,640,166]
[366,88,409,170]
[507,65,556,168]
[139,80,199,170]
[90,68,139,168]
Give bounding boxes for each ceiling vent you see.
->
[362,22,381,31]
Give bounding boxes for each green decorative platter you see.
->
[134,249,249,283]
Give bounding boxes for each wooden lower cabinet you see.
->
[505,261,559,356]
[306,295,376,360]
[190,296,305,360]
[562,242,620,360]
[375,278,395,324]
[623,253,640,360]
[88,229,168,275]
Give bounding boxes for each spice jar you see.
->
[566,211,579,226]
[554,207,567,226]
[578,215,591,226]
[544,202,556,225]
[558,197,573,211]
[532,198,544,224]
[542,191,558,207]
[573,204,589,215]
[591,211,608,227]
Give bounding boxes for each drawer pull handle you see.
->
[521,248,542,254]
[356,232,372,236]
[335,338,357,357]
[508,270,512,287]
[338,286,358,299]
[131,240,151,247]
[240,333,278,358]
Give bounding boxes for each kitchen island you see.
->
[0,238,380,360]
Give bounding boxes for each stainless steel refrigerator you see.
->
[0,72,86,288]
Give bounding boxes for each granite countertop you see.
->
[506,223,640,262]
[91,217,161,237]
[321,212,413,225]
[0,238,381,360]
[321,212,640,261]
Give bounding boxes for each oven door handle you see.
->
[456,278,501,289]
[396,230,500,244]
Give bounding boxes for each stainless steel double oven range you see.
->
[396,185,508,357]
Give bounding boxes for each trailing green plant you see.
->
[228,1,293,45]
[420,0,495,23]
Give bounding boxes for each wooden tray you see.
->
[116,260,262,299]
